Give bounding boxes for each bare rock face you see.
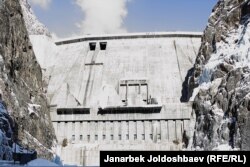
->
[0,0,55,159]
[189,0,250,150]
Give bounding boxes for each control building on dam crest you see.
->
[32,32,202,166]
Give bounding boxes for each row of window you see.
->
[58,120,166,124]
[71,134,162,142]
[89,42,107,51]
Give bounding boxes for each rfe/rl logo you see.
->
[209,155,244,163]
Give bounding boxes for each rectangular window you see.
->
[100,42,107,50]
[119,134,122,140]
[89,42,96,51]
[157,134,161,141]
[87,135,90,142]
[95,135,98,141]
[103,135,106,140]
[72,135,75,141]
[80,135,83,141]
[150,134,153,140]
[126,134,129,140]
[111,135,114,140]
[142,134,145,140]
[134,134,137,140]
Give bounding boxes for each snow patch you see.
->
[212,144,239,151]
[27,103,41,117]
[27,158,58,166]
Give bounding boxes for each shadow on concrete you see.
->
[98,105,162,115]
[180,67,194,102]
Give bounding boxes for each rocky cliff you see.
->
[190,0,250,150]
[0,0,55,159]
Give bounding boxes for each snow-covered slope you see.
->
[27,158,58,166]
[20,0,51,37]
[190,0,250,150]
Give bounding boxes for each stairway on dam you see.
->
[30,32,202,166]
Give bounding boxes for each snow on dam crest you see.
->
[30,32,202,166]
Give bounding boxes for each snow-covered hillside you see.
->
[20,0,51,37]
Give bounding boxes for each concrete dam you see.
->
[30,32,202,166]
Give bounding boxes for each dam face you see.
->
[40,32,201,166]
